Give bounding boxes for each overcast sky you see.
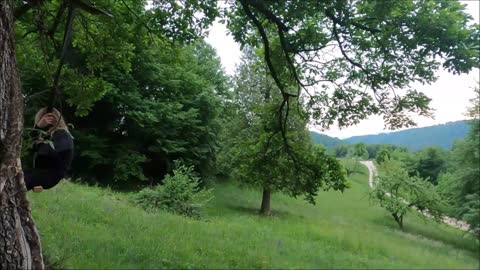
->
[205,1,480,139]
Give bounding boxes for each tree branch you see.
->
[331,22,372,84]
[47,1,67,37]
[71,0,112,17]
[120,0,153,34]
[324,8,380,33]
[14,0,48,19]
[242,0,288,32]
[239,0,288,97]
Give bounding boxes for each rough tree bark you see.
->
[259,187,271,215]
[0,0,45,269]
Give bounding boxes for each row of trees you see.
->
[437,87,479,236]
[330,92,478,235]
[1,0,479,267]
[370,89,479,235]
[333,140,453,186]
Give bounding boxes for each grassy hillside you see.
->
[344,120,471,151]
[29,161,479,269]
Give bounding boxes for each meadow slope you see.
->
[29,161,479,269]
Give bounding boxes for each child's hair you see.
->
[34,107,69,136]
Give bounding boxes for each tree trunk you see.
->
[259,187,271,215]
[0,1,45,269]
[392,213,404,229]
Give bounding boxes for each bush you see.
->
[133,162,213,218]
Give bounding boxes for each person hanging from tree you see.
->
[24,108,74,192]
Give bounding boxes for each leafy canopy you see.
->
[221,49,348,207]
[225,0,479,130]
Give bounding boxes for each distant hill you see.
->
[343,120,471,151]
[310,131,344,148]
[311,120,471,151]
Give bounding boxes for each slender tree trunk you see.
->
[392,213,404,229]
[0,1,45,269]
[259,187,271,215]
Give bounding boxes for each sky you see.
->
[205,1,480,139]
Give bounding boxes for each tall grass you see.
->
[29,160,479,269]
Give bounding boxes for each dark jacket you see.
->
[25,129,74,190]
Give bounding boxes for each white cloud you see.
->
[205,21,241,76]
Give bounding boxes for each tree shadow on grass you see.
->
[224,204,300,220]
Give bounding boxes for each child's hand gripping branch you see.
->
[36,113,58,128]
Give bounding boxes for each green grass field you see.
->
[29,161,479,269]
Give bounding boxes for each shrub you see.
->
[133,162,213,218]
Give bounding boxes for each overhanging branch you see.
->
[325,8,380,34]
[239,0,288,96]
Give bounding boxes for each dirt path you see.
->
[359,161,376,188]
[359,160,470,231]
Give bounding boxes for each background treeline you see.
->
[19,1,228,187]
[323,116,479,235]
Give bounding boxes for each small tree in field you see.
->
[370,160,444,229]
[349,143,369,161]
[375,148,391,165]
[232,122,348,215]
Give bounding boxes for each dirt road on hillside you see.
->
[359,160,470,231]
[359,161,376,188]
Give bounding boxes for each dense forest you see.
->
[0,0,479,268]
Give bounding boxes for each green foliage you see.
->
[18,1,227,185]
[409,146,447,185]
[370,160,445,229]
[375,148,391,164]
[332,144,349,158]
[466,83,479,119]
[147,0,219,43]
[133,162,213,218]
[112,149,148,183]
[227,0,479,130]
[348,142,369,160]
[460,194,480,237]
[438,119,480,237]
[218,49,347,212]
[365,144,380,159]
[342,159,364,177]
[386,145,447,185]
